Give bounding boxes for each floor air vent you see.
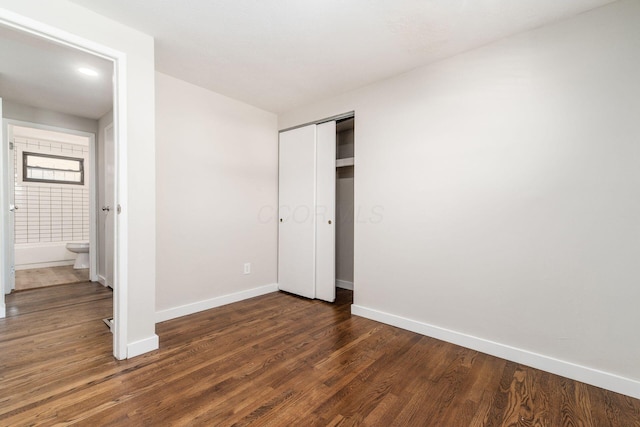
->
[103,317,114,333]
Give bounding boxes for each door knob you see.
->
[328,220,332,224]
[102,206,111,212]
[9,204,18,212]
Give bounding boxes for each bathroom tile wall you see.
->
[13,137,89,244]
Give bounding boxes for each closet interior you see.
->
[335,118,354,292]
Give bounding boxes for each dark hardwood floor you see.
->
[1,283,638,426]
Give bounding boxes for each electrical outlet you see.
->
[243,263,251,275]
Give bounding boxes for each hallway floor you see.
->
[15,265,90,291]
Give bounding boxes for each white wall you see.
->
[0,0,157,356]
[2,100,98,135]
[279,0,640,397]
[155,72,278,320]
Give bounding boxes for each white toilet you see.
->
[66,242,90,269]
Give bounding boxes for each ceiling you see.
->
[0,0,616,119]
[68,0,615,113]
[0,24,113,120]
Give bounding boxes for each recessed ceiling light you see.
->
[78,67,99,77]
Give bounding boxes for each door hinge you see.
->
[117,204,122,214]
[9,141,14,150]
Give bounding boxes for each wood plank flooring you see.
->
[14,265,89,291]
[1,284,639,426]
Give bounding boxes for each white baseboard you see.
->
[97,275,113,289]
[0,303,5,319]
[336,279,353,290]
[127,334,159,358]
[351,304,640,400]
[156,283,279,323]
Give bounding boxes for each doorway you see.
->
[0,16,126,358]
[5,122,98,292]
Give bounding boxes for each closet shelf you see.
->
[336,157,354,168]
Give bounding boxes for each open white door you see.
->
[104,124,115,288]
[278,124,317,299]
[5,119,15,296]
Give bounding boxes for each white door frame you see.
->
[3,119,98,286]
[0,10,129,360]
[0,97,5,318]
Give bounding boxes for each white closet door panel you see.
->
[278,124,317,299]
[315,121,336,302]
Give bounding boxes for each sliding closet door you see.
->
[278,125,317,299]
[315,121,336,302]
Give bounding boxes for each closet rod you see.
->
[279,111,354,133]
